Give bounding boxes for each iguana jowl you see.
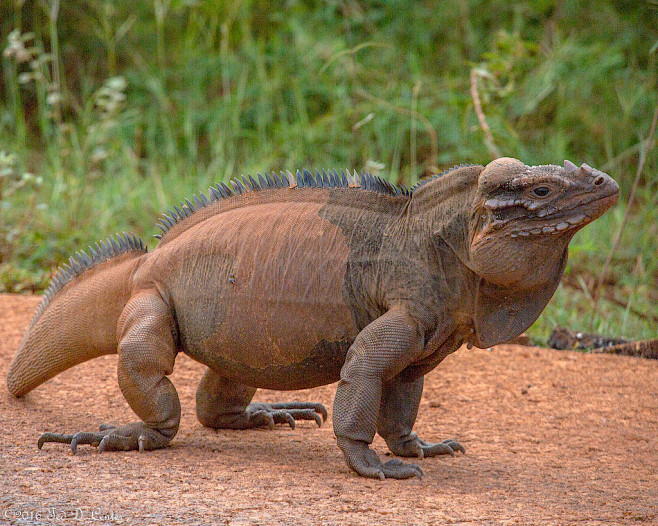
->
[7,158,618,480]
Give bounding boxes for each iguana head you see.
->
[469,157,618,288]
[466,157,618,347]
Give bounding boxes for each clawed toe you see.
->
[417,438,465,458]
[268,402,328,422]
[99,423,117,432]
[247,401,327,430]
[37,431,107,453]
[70,432,106,453]
[282,408,323,427]
[382,459,423,479]
[420,438,465,457]
[249,408,295,429]
[273,410,296,429]
[98,433,139,452]
[37,422,173,454]
[442,438,465,454]
[387,433,465,459]
[37,432,75,450]
[338,437,425,480]
[38,430,121,454]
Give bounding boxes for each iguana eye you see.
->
[531,186,551,198]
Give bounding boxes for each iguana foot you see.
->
[386,432,465,459]
[245,402,328,429]
[38,422,174,454]
[337,437,423,480]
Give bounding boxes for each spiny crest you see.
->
[409,164,479,192]
[30,233,146,328]
[154,168,411,241]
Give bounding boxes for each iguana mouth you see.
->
[563,189,619,214]
[508,191,619,238]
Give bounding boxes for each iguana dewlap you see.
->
[7,158,618,480]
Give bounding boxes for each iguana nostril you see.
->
[594,176,605,186]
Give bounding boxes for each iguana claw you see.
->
[414,438,465,458]
[441,439,465,455]
[267,402,328,422]
[37,432,75,450]
[71,432,104,453]
[386,432,465,459]
[138,435,146,453]
[245,402,327,429]
[37,422,174,454]
[337,437,424,480]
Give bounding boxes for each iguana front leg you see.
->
[38,291,180,454]
[378,375,464,459]
[196,368,327,429]
[334,308,430,480]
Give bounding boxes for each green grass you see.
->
[529,204,658,343]
[0,1,656,343]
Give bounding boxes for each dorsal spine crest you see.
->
[31,232,146,328]
[154,167,421,243]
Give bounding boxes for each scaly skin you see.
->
[7,158,618,479]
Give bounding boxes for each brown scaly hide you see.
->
[138,189,365,389]
[7,252,143,396]
[7,160,619,480]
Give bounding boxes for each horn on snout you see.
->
[563,160,578,173]
[580,163,594,174]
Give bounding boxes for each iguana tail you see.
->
[7,233,147,397]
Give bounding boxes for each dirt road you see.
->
[1,294,656,525]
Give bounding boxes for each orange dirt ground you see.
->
[1,293,656,525]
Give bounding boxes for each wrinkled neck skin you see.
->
[405,166,481,273]
[400,166,570,349]
[386,167,482,345]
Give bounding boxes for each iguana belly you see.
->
[196,291,357,389]
[147,196,361,389]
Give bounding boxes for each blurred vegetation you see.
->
[0,0,656,343]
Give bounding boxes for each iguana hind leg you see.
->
[38,290,181,454]
[377,375,464,459]
[196,368,327,430]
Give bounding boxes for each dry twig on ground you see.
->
[470,69,501,159]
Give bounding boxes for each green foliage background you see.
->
[0,0,656,343]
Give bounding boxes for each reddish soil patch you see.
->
[1,293,656,525]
